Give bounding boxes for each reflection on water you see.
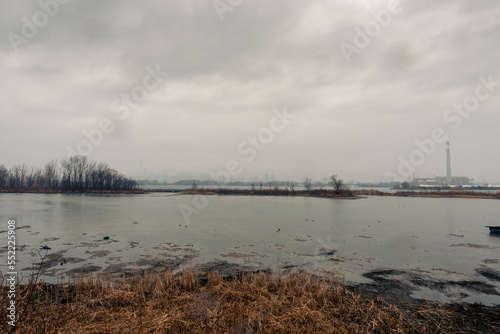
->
[1,193,499,304]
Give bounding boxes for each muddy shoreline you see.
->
[18,249,500,309]
[4,266,500,333]
[5,225,500,307]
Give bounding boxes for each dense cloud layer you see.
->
[1,0,499,183]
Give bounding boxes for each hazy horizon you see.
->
[2,0,500,184]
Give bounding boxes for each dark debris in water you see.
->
[317,247,337,256]
[0,225,31,233]
[450,243,498,250]
[476,267,500,282]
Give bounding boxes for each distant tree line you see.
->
[0,156,136,192]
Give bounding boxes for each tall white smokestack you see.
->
[446,142,452,185]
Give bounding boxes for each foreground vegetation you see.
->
[1,270,499,333]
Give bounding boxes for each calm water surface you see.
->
[1,193,499,304]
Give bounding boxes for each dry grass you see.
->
[1,269,499,333]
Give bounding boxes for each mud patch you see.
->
[44,252,85,268]
[317,247,337,256]
[66,265,103,276]
[353,269,417,304]
[476,268,500,282]
[194,260,269,281]
[450,243,498,250]
[133,257,184,270]
[74,240,119,248]
[0,244,29,254]
[0,225,30,233]
[43,237,60,242]
[105,256,122,263]
[102,263,129,275]
[353,268,500,305]
[220,252,269,259]
[85,250,112,258]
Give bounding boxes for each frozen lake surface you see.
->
[1,192,500,305]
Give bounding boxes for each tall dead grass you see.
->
[1,269,499,333]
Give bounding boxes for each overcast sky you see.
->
[1,0,499,183]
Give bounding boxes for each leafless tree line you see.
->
[0,156,136,191]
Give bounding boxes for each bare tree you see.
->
[19,163,28,188]
[33,167,44,189]
[8,164,28,188]
[26,166,43,188]
[0,165,8,187]
[73,155,88,191]
[61,158,73,190]
[95,162,109,190]
[62,155,88,190]
[104,168,118,190]
[85,161,97,189]
[44,160,59,189]
[7,167,17,188]
[26,166,35,188]
[303,177,312,191]
[330,174,345,194]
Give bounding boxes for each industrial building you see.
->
[410,142,472,187]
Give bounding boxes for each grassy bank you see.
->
[1,270,499,333]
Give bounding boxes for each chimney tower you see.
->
[446,142,452,185]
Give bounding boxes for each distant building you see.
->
[410,142,472,186]
[411,176,471,186]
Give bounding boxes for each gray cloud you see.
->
[1,0,499,183]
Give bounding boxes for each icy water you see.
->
[1,193,500,304]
